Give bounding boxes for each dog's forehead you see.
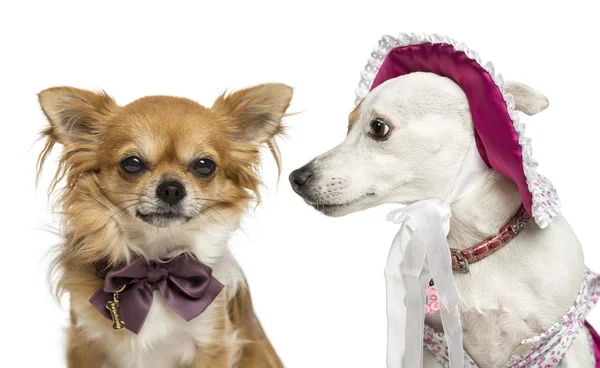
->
[120,96,215,128]
[107,96,227,160]
[348,72,467,133]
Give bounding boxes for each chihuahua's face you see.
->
[38,84,291,260]
[93,96,239,228]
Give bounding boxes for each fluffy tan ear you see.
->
[38,87,117,145]
[212,83,293,145]
[36,87,117,189]
[504,81,549,116]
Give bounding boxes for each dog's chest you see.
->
[96,291,218,368]
[425,237,584,366]
[81,224,244,367]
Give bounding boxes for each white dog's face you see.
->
[290,72,473,216]
[290,72,548,216]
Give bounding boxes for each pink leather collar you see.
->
[451,206,530,272]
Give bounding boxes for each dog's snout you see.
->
[156,180,186,205]
[289,166,313,194]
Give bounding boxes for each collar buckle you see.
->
[450,248,470,273]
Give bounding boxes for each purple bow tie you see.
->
[90,253,224,334]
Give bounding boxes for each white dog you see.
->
[290,72,593,367]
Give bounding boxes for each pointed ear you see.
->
[38,87,117,145]
[212,83,293,145]
[504,81,549,116]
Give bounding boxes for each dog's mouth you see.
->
[312,202,350,211]
[136,210,192,227]
[306,193,375,216]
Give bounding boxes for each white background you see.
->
[1,1,599,367]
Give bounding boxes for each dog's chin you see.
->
[135,211,192,228]
[311,203,354,217]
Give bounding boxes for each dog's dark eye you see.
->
[369,119,391,140]
[193,158,216,176]
[121,156,145,174]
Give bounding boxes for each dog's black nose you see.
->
[156,181,186,205]
[289,166,313,194]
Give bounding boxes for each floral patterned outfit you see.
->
[423,268,600,367]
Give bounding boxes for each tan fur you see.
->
[194,287,283,368]
[226,285,283,367]
[37,84,292,367]
[347,100,362,134]
[67,310,106,368]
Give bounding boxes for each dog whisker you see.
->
[191,203,233,232]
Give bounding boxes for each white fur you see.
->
[79,218,245,368]
[504,81,550,116]
[302,72,591,367]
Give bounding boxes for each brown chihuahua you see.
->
[37,84,292,367]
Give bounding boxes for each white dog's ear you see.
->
[504,81,549,116]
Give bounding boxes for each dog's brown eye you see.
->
[369,119,391,140]
[193,158,216,176]
[121,156,145,174]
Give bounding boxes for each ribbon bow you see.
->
[385,200,463,367]
[90,253,224,334]
[383,141,489,367]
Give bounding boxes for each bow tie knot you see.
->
[146,264,169,284]
[90,253,224,334]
